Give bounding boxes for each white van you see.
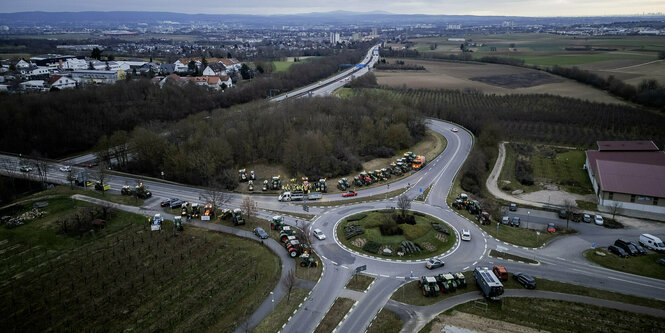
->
[639,234,665,252]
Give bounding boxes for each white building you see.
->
[19,80,46,91]
[61,58,89,70]
[48,75,76,90]
[72,70,125,85]
[329,32,340,44]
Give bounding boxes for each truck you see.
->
[278,191,322,202]
[473,267,504,300]
[412,155,427,170]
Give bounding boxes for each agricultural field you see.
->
[336,210,456,260]
[499,143,594,196]
[272,61,294,72]
[374,58,625,104]
[0,195,280,332]
[430,298,665,333]
[405,33,665,85]
[585,249,665,280]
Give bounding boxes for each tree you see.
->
[240,63,253,80]
[95,161,109,196]
[88,61,95,70]
[283,269,296,302]
[563,199,575,229]
[397,194,412,217]
[610,201,622,221]
[201,181,228,213]
[91,47,102,60]
[241,196,257,222]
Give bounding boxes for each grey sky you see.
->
[1,0,664,16]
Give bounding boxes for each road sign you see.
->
[303,204,309,212]
[592,242,596,248]
[419,187,423,193]
[355,265,367,273]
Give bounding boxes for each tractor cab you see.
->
[262,179,269,191]
[248,180,254,191]
[250,170,255,180]
[191,203,200,218]
[299,253,318,268]
[419,276,440,297]
[279,226,297,242]
[477,211,491,225]
[381,168,391,179]
[454,272,467,287]
[271,216,285,230]
[353,176,363,187]
[232,208,245,225]
[238,169,248,182]
[337,179,347,191]
[174,216,184,231]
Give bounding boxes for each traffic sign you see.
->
[303,205,309,212]
[592,242,596,248]
[355,265,367,273]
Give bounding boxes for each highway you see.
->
[3,44,665,333]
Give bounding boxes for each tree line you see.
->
[101,96,424,188]
[0,45,370,158]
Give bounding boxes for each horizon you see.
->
[1,0,664,17]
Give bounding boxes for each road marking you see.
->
[365,272,377,277]
[330,260,338,265]
[380,274,390,278]
[478,255,483,260]
[341,265,348,269]
[472,261,477,265]
[556,257,566,261]
[463,266,469,270]
[606,276,665,289]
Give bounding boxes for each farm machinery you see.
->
[337,178,350,191]
[231,208,245,226]
[452,194,482,215]
[174,216,184,231]
[270,216,285,230]
[435,273,467,293]
[418,276,440,297]
[279,226,297,242]
[121,181,152,199]
[299,253,318,268]
[477,211,491,225]
[239,169,248,182]
[248,180,254,191]
[314,178,327,193]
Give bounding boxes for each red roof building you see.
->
[585,141,665,217]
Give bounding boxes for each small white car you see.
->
[594,215,604,226]
[313,228,326,240]
[461,230,471,241]
[451,127,459,132]
[59,166,71,172]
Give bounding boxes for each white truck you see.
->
[640,234,665,252]
[278,191,322,202]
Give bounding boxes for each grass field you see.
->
[374,58,625,104]
[336,210,456,260]
[314,297,355,333]
[272,61,294,72]
[252,288,309,333]
[345,273,374,291]
[446,298,665,333]
[585,248,665,280]
[19,185,145,206]
[0,195,281,332]
[392,270,665,310]
[499,143,593,195]
[366,308,403,333]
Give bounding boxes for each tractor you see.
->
[337,179,348,191]
[232,208,245,226]
[180,202,190,218]
[381,168,391,179]
[191,203,200,218]
[271,216,285,230]
[250,170,255,180]
[174,216,184,231]
[390,162,403,176]
[299,253,318,268]
[279,226,297,242]
[467,200,482,215]
[477,211,491,225]
[454,272,467,288]
[418,276,440,297]
[353,176,363,187]
[262,179,269,191]
[94,181,110,191]
[203,203,215,218]
[218,209,233,220]
[270,176,281,190]
[436,273,457,292]
[315,179,327,193]
[284,238,305,258]
[121,185,133,196]
[135,182,152,199]
[359,172,372,185]
[404,152,417,163]
[248,180,254,191]
[239,169,248,182]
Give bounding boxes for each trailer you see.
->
[278,191,323,202]
[473,267,504,300]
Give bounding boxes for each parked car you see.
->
[594,215,604,226]
[547,223,556,233]
[583,214,592,223]
[461,230,471,241]
[608,245,629,258]
[502,216,511,225]
[513,272,536,289]
[658,258,665,267]
[632,242,647,255]
[511,217,521,227]
[493,266,508,281]
[425,258,445,269]
[451,128,459,132]
[509,203,517,211]
[558,210,567,219]
[342,190,358,197]
[253,227,269,239]
[161,198,178,207]
[640,234,665,252]
[614,239,639,256]
[59,166,71,172]
[169,200,184,209]
[313,228,326,240]
[19,165,33,172]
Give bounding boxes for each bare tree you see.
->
[610,201,622,221]
[563,199,575,230]
[397,194,412,217]
[94,161,109,195]
[66,170,75,189]
[201,181,228,211]
[283,268,296,302]
[32,159,49,189]
[241,196,257,222]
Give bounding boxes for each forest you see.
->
[0,45,369,158]
[102,96,425,188]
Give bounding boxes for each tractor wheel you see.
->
[300,262,306,267]
[289,250,298,258]
[422,289,427,297]
[281,235,288,242]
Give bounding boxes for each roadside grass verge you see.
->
[392,271,665,310]
[584,248,665,280]
[345,273,375,292]
[252,288,309,333]
[336,210,456,260]
[309,188,406,207]
[366,308,403,333]
[452,297,664,333]
[22,185,144,206]
[313,297,355,333]
[576,200,598,211]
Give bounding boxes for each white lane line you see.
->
[330,260,338,265]
[380,274,390,278]
[607,276,665,289]
[341,265,348,269]
[472,261,477,265]
[478,255,483,260]
[365,272,378,277]
[463,266,469,270]
[556,257,566,261]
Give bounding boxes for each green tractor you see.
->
[239,169,248,182]
[270,216,285,230]
[390,162,403,176]
[232,209,245,226]
[262,179,269,191]
[135,181,152,199]
[248,180,254,191]
[191,203,200,218]
[284,238,305,258]
[360,172,372,185]
[299,253,318,268]
[467,200,482,215]
[403,152,417,163]
[180,202,190,218]
[453,272,467,288]
[218,209,233,221]
[174,216,184,231]
[121,185,134,196]
[337,179,347,191]
[436,273,458,292]
[418,276,440,297]
[381,168,391,179]
[279,226,297,242]
[270,176,281,190]
[353,176,363,187]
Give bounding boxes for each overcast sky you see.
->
[1,0,664,16]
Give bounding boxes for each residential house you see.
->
[137,62,160,74]
[173,59,191,73]
[202,62,227,76]
[585,140,665,217]
[20,65,52,79]
[47,75,76,90]
[61,58,89,70]
[72,70,125,85]
[159,63,176,75]
[19,80,46,91]
[158,74,231,90]
[15,59,31,70]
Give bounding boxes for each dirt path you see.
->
[431,311,545,333]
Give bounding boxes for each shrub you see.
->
[347,213,367,222]
[515,159,534,186]
[395,214,416,225]
[362,240,382,254]
[379,216,403,236]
